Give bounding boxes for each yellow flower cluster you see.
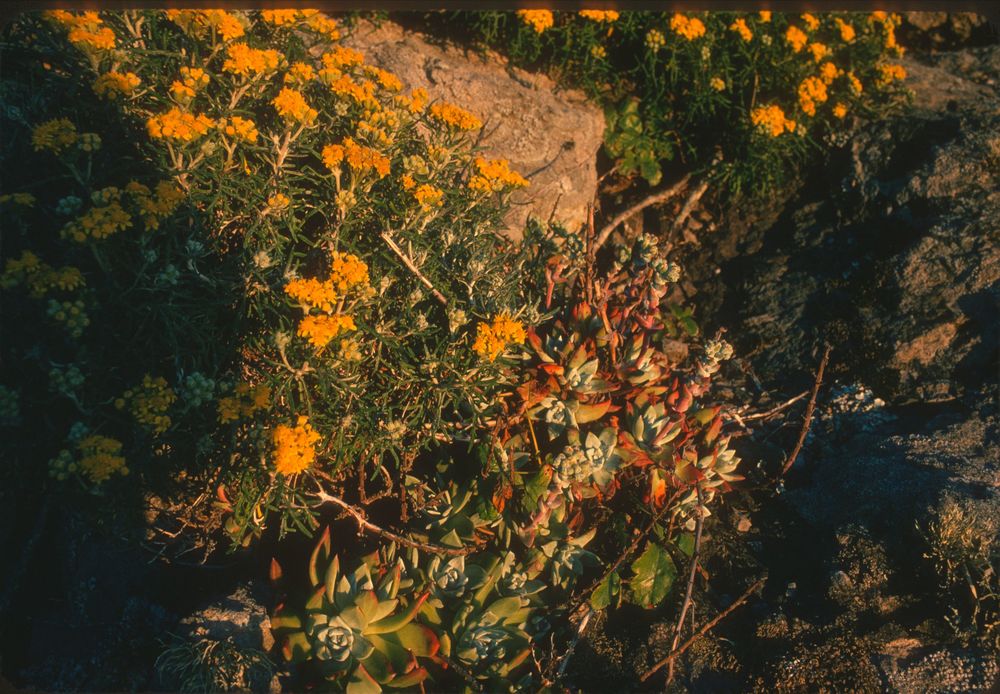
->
[223,43,282,77]
[710,77,726,92]
[165,10,245,42]
[321,45,366,71]
[47,298,90,337]
[272,415,321,476]
[285,277,338,313]
[170,67,210,104]
[61,201,131,242]
[472,314,527,362]
[670,14,706,41]
[832,103,848,119]
[126,180,186,231]
[835,18,856,42]
[284,62,315,86]
[847,71,863,95]
[297,314,357,350]
[785,26,808,53]
[759,11,772,22]
[93,71,141,100]
[398,88,429,114]
[272,87,318,125]
[115,374,176,436]
[751,105,797,137]
[77,435,128,483]
[0,193,35,207]
[268,193,291,210]
[579,10,619,22]
[646,29,666,51]
[260,9,302,26]
[366,66,403,92]
[304,12,340,40]
[329,74,378,107]
[809,42,830,63]
[801,13,820,31]
[730,18,752,42]
[328,252,370,292]
[147,108,215,142]
[217,382,271,424]
[219,116,259,143]
[429,102,483,131]
[413,184,444,211]
[517,10,554,34]
[469,157,530,193]
[57,10,116,52]
[819,62,843,85]
[876,63,907,87]
[32,118,78,153]
[798,76,828,117]
[338,338,362,361]
[323,138,390,178]
[1,251,85,297]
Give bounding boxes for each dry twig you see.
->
[591,174,692,255]
[380,231,447,306]
[665,486,705,684]
[312,487,476,557]
[779,344,831,479]
[640,576,766,682]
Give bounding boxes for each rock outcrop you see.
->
[344,20,605,239]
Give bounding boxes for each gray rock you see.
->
[343,20,604,239]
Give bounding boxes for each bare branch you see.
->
[380,231,448,306]
[592,174,692,255]
[779,344,832,479]
[665,486,705,684]
[311,487,476,556]
[641,576,766,682]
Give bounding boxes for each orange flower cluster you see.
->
[147,108,215,142]
[328,252,370,292]
[785,25,808,53]
[272,87,318,125]
[517,10,554,34]
[329,74,378,107]
[472,314,527,362]
[798,76,829,117]
[413,184,444,211]
[428,102,482,131]
[126,180,186,231]
[48,11,117,52]
[876,63,907,87]
[32,118,78,153]
[219,115,259,143]
[670,14,706,41]
[115,374,176,436]
[93,71,141,100]
[272,416,321,476]
[164,10,245,42]
[77,435,127,483]
[61,201,131,242]
[284,62,315,86]
[729,18,752,42]
[285,277,338,313]
[223,43,282,76]
[323,138,390,178]
[579,10,619,22]
[296,314,357,350]
[217,382,271,424]
[751,105,797,137]
[469,157,530,193]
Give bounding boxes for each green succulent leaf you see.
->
[629,542,677,608]
[368,592,428,635]
[386,622,440,658]
[282,631,312,663]
[383,666,430,689]
[309,527,332,587]
[346,663,382,694]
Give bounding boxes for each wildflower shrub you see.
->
[440,10,909,193]
[1,9,532,543]
[4,8,742,691]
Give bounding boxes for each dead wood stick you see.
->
[779,344,831,479]
[670,178,710,235]
[380,231,447,306]
[640,576,766,682]
[312,488,476,556]
[740,390,810,421]
[666,487,705,684]
[592,174,692,254]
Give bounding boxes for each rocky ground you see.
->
[2,14,997,694]
[570,31,999,694]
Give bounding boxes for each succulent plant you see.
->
[271,529,439,693]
